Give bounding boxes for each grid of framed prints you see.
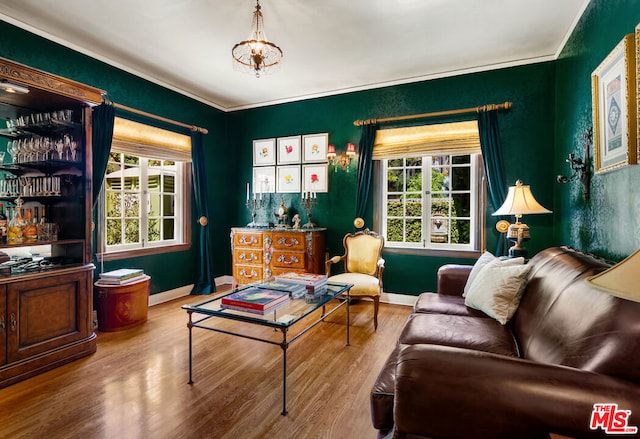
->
[253,133,329,194]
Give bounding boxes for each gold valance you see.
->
[372,120,481,160]
[111,117,192,162]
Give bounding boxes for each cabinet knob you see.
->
[0,315,5,333]
[9,313,16,333]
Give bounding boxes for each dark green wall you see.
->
[0,21,232,295]
[12,0,628,295]
[229,63,557,294]
[554,0,640,261]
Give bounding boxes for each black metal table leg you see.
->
[346,291,350,346]
[280,328,288,416]
[187,310,194,384]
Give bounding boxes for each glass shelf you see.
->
[0,120,80,139]
[0,160,83,175]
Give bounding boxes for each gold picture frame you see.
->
[592,33,637,174]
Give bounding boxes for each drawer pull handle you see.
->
[238,252,258,261]
[239,269,258,278]
[239,235,258,244]
[278,237,299,247]
[0,315,4,333]
[277,255,299,264]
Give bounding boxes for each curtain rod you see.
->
[112,102,209,134]
[353,101,513,127]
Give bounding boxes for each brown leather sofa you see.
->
[371,246,640,439]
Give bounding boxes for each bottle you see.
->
[0,203,6,243]
[8,206,23,244]
[23,208,37,241]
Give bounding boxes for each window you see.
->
[104,153,184,250]
[381,154,482,251]
[374,121,484,252]
[97,117,191,260]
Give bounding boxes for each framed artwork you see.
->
[302,164,328,193]
[302,133,329,163]
[253,138,276,166]
[276,165,301,193]
[277,136,301,164]
[252,166,275,194]
[592,33,637,174]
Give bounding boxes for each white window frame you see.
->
[379,153,484,252]
[97,154,191,261]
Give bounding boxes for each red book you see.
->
[221,287,290,311]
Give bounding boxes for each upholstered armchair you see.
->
[326,228,385,330]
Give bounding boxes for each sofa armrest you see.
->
[394,344,640,439]
[436,264,472,296]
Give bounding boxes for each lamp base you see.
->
[508,244,528,259]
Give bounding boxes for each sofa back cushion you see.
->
[512,246,640,384]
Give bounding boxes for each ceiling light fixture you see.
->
[0,80,29,94]
[232,0,283,78]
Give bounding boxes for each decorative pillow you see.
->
[464,258,531,324]
[462,252,496,297]
[463,253,525,297]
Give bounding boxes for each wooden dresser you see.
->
[230,227,326,285]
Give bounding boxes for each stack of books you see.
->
[220,287,290,315]
[258,279,307,299]
[97,268,146,285]
[274,272,328,297]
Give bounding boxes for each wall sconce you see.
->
[327,143,357,172]
[557,127,591,202]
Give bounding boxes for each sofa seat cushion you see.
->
[371,345,400,432]
[399,313,520,357]
[413,292,489,318]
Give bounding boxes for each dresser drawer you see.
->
[272,250,306,269]
[271,267,306,277]
[233,232,263,248]
[272,233,305,251]
[234,265,264,284]
[233,248,263,265]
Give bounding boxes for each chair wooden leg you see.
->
[373,296,380,330]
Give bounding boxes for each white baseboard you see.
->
[148,276,237,307]
[148,278,417,308]
[380,292,417,307]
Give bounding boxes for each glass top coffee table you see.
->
[182,281,353,415]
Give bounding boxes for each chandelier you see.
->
[232,0,283,78]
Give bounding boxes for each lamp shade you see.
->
[586,249,640,302]
[493,180,552,216]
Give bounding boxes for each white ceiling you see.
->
[0,0,590,112]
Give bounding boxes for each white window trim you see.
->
[97,157,192,262]
[376,154,485,254]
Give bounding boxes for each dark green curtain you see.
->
[354,122,379,228]
[478,110,509,256]
[190,130,215,295]
[91,103,115,208]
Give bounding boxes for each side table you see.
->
[94,275,150,331]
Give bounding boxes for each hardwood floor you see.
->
[0,291,412,439]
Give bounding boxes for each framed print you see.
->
[252,166,275,194]
[592,33,637,174]
[276,165,301,193]
[302,133,329,163]
[277,136,301,164]
[302,164,328,193]
[253,138,276,166]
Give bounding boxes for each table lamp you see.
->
[493,180,552,258]
[586,249,640,302]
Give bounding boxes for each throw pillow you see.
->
[464,258,531,324]
[462,252,496,297]
[463,253,525,297]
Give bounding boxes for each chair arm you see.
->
[436,264,472,296]
[393,344,640,439]
[325,255,344,274]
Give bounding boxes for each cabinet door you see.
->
[6,269,92,363]
[0,287,6,366]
